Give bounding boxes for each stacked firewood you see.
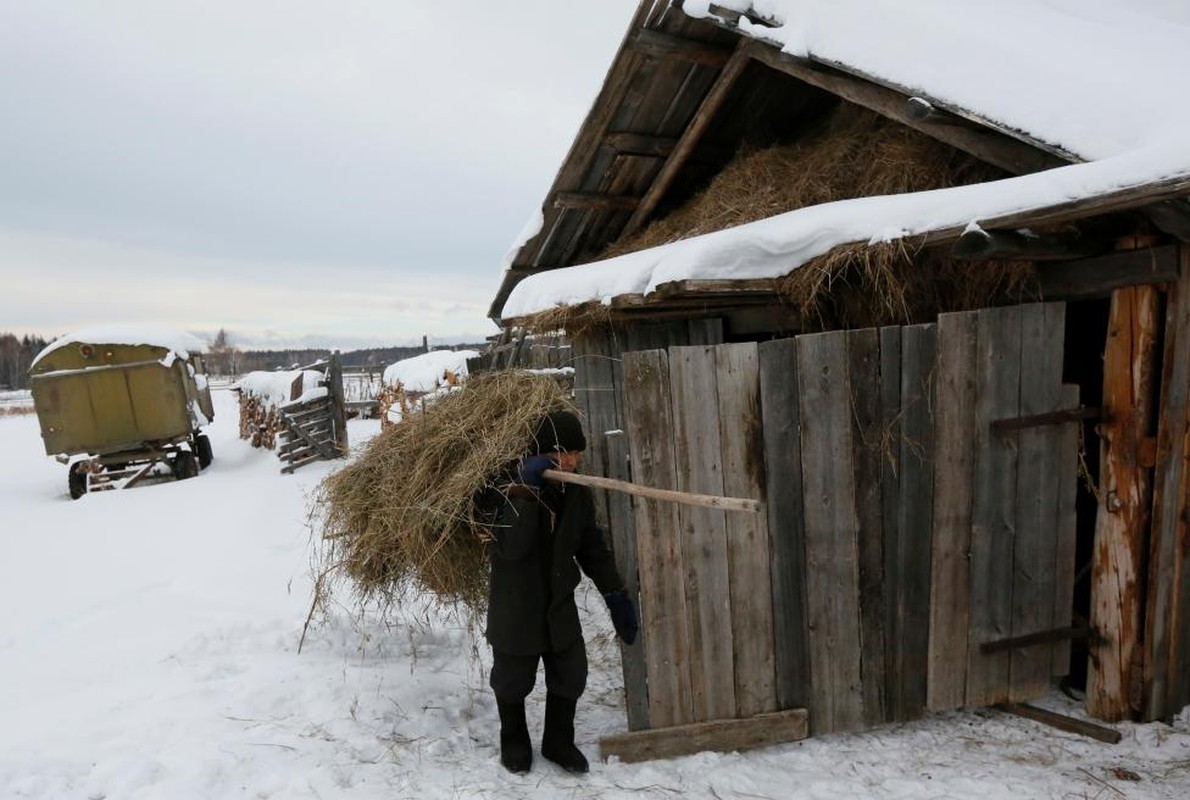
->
[377,370,465,430]
[237,392,284,450]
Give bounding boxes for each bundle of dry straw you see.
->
[311,370,575,614]
[591,103,1037,330]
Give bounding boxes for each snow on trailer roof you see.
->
[500,0,1190,319]
[31,325,208,367]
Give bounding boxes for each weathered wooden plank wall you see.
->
[891,324,937,722]
[758,339,809,712]
[572,331,650,730]
[715,343,777,718]
[797,331,867,733]
[574,320,724,731]
[1144,245,1190,721]
[928,312,978,711]
[611,302,1082,741]
[1010,303,1065,701]
[623,348,693,728]
[966,307,1022,707]
[671,344,737,721]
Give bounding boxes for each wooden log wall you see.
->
[1087,287,1160,720]
[1143,245,1190,721]
[611,302,1081,741]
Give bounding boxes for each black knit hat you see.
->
[531,410,587,454]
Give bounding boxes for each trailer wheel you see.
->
[194,434,213,470]
[68,462,88,500]
[173,450,199,480]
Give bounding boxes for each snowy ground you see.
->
[2,388,1188,799]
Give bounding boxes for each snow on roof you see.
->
[32,324,208,367]
[234,370,326,407]
[382,349,480,393]
[501,0,1190,319]
[690,0,1190,161]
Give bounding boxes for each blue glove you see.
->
[604,590,639,645]
[518,454,557,488]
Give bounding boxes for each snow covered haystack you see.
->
[233,369,325,449]
[376,349,478,426]
[310,371,572,616]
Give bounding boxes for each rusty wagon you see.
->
[29,327,215,498]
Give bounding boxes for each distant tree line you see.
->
[0,326,488,384]
[0,333,52,390]
[231,345,486,375]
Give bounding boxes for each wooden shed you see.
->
[489,0,1190,761]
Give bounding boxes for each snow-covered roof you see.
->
[690,0,1190,162]
[234,370,326,408]
[499,0,1190,320]
[382,349,479,393]
[32,324,208,367]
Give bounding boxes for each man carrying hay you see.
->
[486,410,638,775]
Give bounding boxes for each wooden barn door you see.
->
[616,302,1081,742]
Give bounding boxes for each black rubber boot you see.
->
[541,693,589,774]
[497,700,532,774]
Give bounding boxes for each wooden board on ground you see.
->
[599,709,809,764]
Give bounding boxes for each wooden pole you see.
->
[997,703,1122,744]
[542,469,762,513]
[1086,286,1160,721]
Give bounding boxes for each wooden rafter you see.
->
[621,40,752,238]
[553,192,641,211]
[631,27,734,67]
[742,41,1068,176]
[604,131,679,158]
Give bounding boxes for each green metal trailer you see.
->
[29,329,215,498]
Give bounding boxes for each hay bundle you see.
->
[591,103,1037,329]
[312,370,575,613]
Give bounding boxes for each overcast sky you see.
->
[0,0,641,350]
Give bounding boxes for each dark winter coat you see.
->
[485,483,624,656]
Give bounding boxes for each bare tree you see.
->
[207,328,240,377]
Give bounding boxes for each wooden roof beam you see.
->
[604,131,679,158]
[742,41,1068,176]
[630,28,734,67]
[554,192,641,211]
[621,41,753,238]
[953,228,1110,261]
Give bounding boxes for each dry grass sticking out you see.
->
[778,240,1038,331]
[593,103,1039,328]
[310,370,576,618]
[602,104,1008,260]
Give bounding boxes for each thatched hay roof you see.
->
[509,104,1039,333]
[599,104,1010,261]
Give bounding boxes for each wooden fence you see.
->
[616,302,1081,738]
[277,354,349,473]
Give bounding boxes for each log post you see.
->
[1086,286,1160,721]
